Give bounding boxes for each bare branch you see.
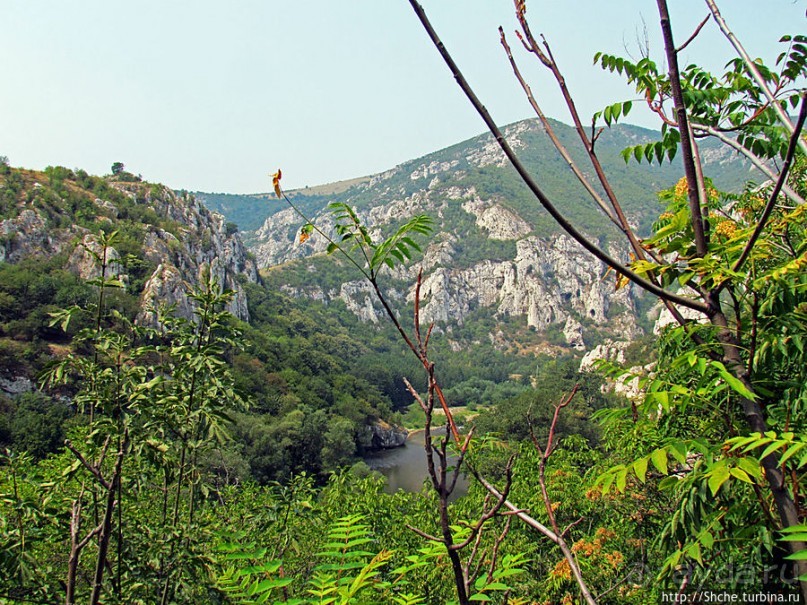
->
[657,0,709,258]
[473,472,598,605]
[65,438,112,490]
[406,0,709,314]
[451,456,514,551]
[403,377,428,413]
[514,6,653,266]
[405,523,443,543]
[499,27,620,226]
[676,14,710,53]
[691,123,806,206]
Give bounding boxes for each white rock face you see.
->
[579,339,645,400]
[410,234,638,332]
[1,209,81,263]
[563,317,585,350]
[461,198,531,240]
[410,159,460,181]
[0,375,33,396]
[466,120,537,168]
[129,185,258,325]
[579,340,628,373]
[653,302,707,334]
[68,234,127,285]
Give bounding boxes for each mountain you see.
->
[0,162,420,479]
[207,118,756,351]
[0,165,258,325]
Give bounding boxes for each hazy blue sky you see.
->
[1,1,803,193]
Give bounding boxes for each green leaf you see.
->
[729,467,753,484]
[687,542,703,565]
[785,550,807,561]
[616,467,629,492]
[651,448,668,475]
[780,534,807,542]
[708,462,730,496]
[633,456,649,483]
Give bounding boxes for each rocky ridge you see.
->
[1,174,258,325]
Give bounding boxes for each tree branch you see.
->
[513,6,652,266]
[691,123,806,206]
[704,0,807,156]
[657,0,709,258]
[676,14,710,53]
[406,0,709,314]
[499,27,620,227]
[732,91,807,273]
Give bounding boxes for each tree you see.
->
[406,0,807,599]
[110,162,124,176]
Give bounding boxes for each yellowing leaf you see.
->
[271,169,283,198]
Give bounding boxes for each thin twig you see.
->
[705,0,807,155]
[691,123,806,206]
[405,524,443,543]
[65,438,112,490]
[499,27,619,227]
[676,14,710,53]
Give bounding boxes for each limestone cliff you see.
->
[251,173,643,347]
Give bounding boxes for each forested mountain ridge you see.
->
[202,118,757,351]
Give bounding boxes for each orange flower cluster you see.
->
[674,177,689,197]
[571,539,599,557]
[550,558,572,581]
[603,550,624,568]
[585,486,602,501]
[715,220,739,239]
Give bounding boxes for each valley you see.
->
[0,106,804,603]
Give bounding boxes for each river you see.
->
[364,428,469,498]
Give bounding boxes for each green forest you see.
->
[2,2,807,604]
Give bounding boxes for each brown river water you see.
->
[363,428,470,498]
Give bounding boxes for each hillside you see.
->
[215,118,755,352]
[201,118,755,242]
[0,162,417,483]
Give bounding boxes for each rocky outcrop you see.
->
[125,185,258,325]
[412,234,641,333]
[1,208,84,263]
[250,161,645,343]
[579,339,644,400]
[0,375,33,397]
[68,233,127,284]
[366,419,408,450]
[462,196,531,240]
[243,116,758,346]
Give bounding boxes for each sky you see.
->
[1,1,804,194]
